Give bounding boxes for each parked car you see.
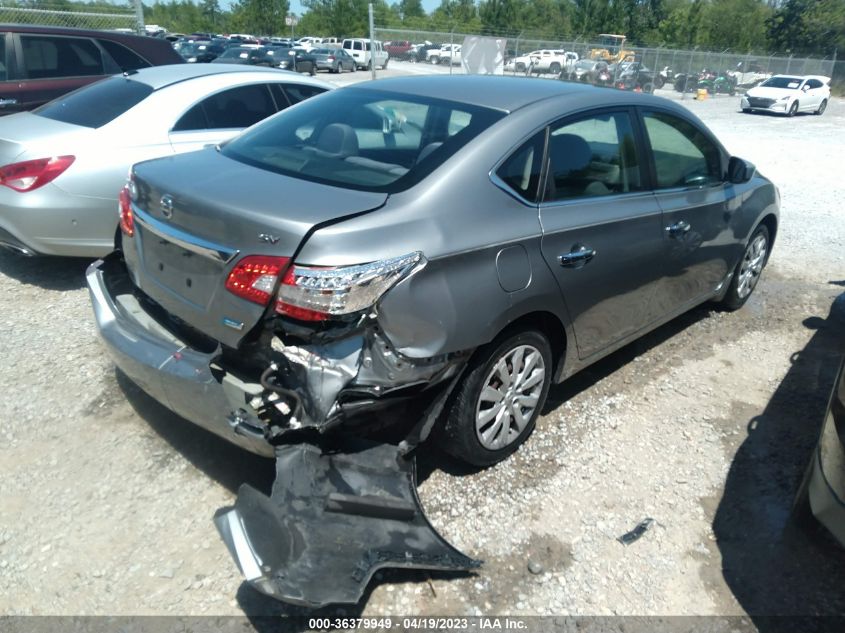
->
[178,39,228,63]
[384,40,413,60]
[342,38,389,70]
[741,75,830,116]
[506,49,578,75]
[426,43,460,65]
[273,48,318,75]
[613,62,662,92]
[211,46,276,67]
[87,76,778,605]
[0,65,331,257]
[565,59,607,83]
[438,44,462,66]
[89,74,778,462]
[309,47,356,73]
[794,355,845,547]
[413,42,440,62]
[0,24,183,114]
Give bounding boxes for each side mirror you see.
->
[802,84,810,92]
[728,156,756,184]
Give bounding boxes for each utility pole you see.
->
[133,0,145,35]
[369,3,376,80]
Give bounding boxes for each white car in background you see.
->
[505,49,578,74]
[0,65,331,257]
[741,74,830,116]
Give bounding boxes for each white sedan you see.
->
[0,65,331,257]
[741,74,830,116]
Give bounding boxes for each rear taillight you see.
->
[0,155,74,192]
[225,255,291,306]
[118,185,134,237]
[275,252,423,322]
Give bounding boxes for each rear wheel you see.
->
[549,62,561,75]
[443,330,552,467]
[642,82,654,94]
[719,224,770,311]
[654,75,665,89]
[816,99,827,115]
[429,55,439,65]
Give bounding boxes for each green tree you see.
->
[230,0,289,35]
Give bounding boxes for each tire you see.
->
[443,330,552,467]
[351,63,357,72]
[654,75,664,89]
[383,58,388,69]
[788,101,798,116]
[309,63,316,76]
[816,99,827,115]
[515,62,525,72]
[719,224,770,311]
[549,62,561,75]
[742,108,751,113]
[642,82,654,94]
[674,76,686,93]
[429,56,439,65]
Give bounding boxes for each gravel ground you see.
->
[1,66,844,621]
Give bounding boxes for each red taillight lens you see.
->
[225,255,291,306]
[0,155,75,192]
[118,186,134,237]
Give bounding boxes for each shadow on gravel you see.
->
[714,288,845,624]
[542,302,714,413]
[0,250,92,290]
[115,368,276,495]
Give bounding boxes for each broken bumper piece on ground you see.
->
[214,438,481,607]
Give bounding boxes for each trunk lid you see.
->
[124,147,387,348]
[0,112,92,164]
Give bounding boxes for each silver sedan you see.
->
[0,64,331,257]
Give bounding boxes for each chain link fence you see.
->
[0,3,141,33]
[374,26,838,96]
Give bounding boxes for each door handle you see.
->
[666,220,691,237]
[558,244,596,268]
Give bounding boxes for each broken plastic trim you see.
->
[214,438,481,607]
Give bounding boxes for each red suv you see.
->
[0,24,183,114]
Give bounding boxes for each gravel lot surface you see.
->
[1,65,844,622]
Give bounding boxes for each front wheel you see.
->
[719,224,770,311]
[443,330,552,467]
[788,101,798,116]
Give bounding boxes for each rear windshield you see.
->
[34,76,153,128]
[221,88,506,193]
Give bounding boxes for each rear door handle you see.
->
[558,244,596,268]
[666,220,691,237]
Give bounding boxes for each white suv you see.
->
[342,38,389,70]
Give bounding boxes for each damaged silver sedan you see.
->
[87,76,779,606]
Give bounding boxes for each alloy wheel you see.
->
[737,233,768,299]
[475,344,546,450]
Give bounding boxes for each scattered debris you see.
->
[617,518,656,545]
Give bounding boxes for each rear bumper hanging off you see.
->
[214,438,481,607]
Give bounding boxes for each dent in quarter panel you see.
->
[377,252,511,358]
[496,245,531,292]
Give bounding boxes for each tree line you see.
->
[11,1,842,56]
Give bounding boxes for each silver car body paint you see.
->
[88,75,779,455]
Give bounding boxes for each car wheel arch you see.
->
[483,310,569,384]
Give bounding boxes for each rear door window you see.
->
[496,131,545,203]
[545,111,643,201]
[173,83,277,131]
[282,83,327,105]
[34,76,152,127]
[21,35,104,79]
[97,39,151,72]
